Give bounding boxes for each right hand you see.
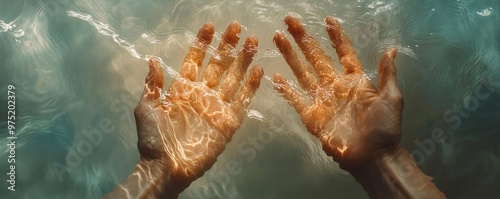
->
[273,16,403,170]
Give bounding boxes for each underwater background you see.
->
[1,0,499,198]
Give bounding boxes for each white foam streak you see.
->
[67,10,179,79]
[0,20,25,43]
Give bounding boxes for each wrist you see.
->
[335,141,402,173]
[104,159,181,199]
[345,147,406,199]
[139,158,191,199]
[345,148,445,199]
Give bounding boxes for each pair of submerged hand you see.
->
[132,16,403,197]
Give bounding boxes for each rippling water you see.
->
[1,0,499,198]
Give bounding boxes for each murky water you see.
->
[1,0,499,198]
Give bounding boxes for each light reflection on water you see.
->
[0,0,499,198]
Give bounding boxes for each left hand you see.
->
[134,21,263,191]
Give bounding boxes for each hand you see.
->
[272,17,445,199]
[134,22,263,192]
[273,16,402,170]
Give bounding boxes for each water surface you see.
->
[1,0,499,198]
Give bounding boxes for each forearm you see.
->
[103,160,180,199]
[347,148,446,199]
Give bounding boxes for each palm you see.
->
[274,16,402,169]
[309,76,401,167]
[136,81,238,180]
[134,22,262,185]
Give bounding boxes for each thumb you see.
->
[378,48,402,104]
[140,58,164,105]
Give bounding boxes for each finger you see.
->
[232,66,264,117]
[202,21,241,88]
[274,32,319,91]
[285,16,335,84]
[141,58,164,106]
[378,48,402,102]
[180,23,215,81]
[273,73,309,114]
[325,17,363,75]
[219,36,258,102]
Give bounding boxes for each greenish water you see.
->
[0,0,499,198]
